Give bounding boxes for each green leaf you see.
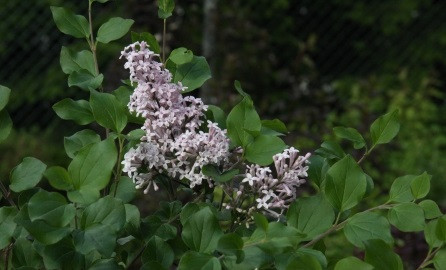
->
[141,261,167,270]
[178,251,221,270]
[40,236,84,269]
[389,175,417,203]
[323,155,367,211]
[10,157,47,192]
[206,105,226,129]
[433,249,446,270]
[28,190,76,227]
[180,203,200,225]
[388,202,425,232]
[110,176,136,203]
[234,80,250,98]
[12,238,42,269]
[245,135,286,166]
[287,194,335,240]
[333,126,366,149]
[142,236,174,269]
[370,110,400,146]
[155,201,182,222]
[364,239,403,270]
[217,233,244,262]
[131,31,161,54]
[182,207,223,253]
[97,17,134,44]
[334,257,373,270]
[436,215,446,241]
[68,70,103,90]
[14,205,72,245]
[90,90,128,133]
[0,207,18,249]
[80,196,126,232]
[68,138,117,192]
[0,110,12,142]
[0,85,11,111]
[50,6,90,38]
[226,97,261,147]
[202,165,239,183]
[262,119,288,134]
[285,254,322,270]
[64,129,101,159]
[67,189,100,205]
[169,47,193,65]
[344,212,393,248]
[53,98,94,125]
[410,172,431,199]
[424,219,443,248]
[315,141,346,160]
[88,259,121,270]
[90,0,111,3]
[60,47,96,75]
[157,0,175,19]
[172,56,212,92]
[73,224,117,257]
[419,200,442,219]
[44,166,73,191]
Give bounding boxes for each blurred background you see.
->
[1,0,446,268]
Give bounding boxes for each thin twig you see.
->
[113,137,124,197]
[162,19,166,62]
[0,181,17,209]
[416,246,443,270]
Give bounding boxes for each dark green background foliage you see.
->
[1,0,446,267]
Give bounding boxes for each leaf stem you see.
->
[112,137,124,197]
[0,180,17,209]
[162,19,167,63]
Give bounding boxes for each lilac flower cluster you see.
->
[121,42,230,192]
[224,147,310,223]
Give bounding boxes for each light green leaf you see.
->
[436,215,446,241]
[206,105,226,129]
[50,6,90,38]
[97,17,134,44]
[370,110,400,146]
[131,31,161,54]
[388,202,425,232]
[90,90,128,133]
[344,212,393,248]
[44,166,73,190]
[389,175,417,203]
[0,207,18,249]
[172,56,211,92]
[334,257,373,270]
[226,97,261,147]
[169,47,193,65]
[28,190,75,227]
[0,85,11,111]
[323,155,367,211]
[68,70,103,90]
[142,236,174,269]
[0,110,12,142]
[158,0,175,19]
[68,138,117,192]
[410,172,431,199]
[10,157,47,192]
[60,47,96,75]
[178,251,221,270]
[419,200,442,219]
[182,207,223,253]
[285,254,322,270]
[424,219,443,248]
[287,194,335,240]
[333,126,366,149]
[262,119,288,134]
[433,249,446,270]
[53,98,94,125]
[245,135,286,166]
[80,196,126,232]
[364,239,403,270]
[64,129,101,159]
[67,189,100,205]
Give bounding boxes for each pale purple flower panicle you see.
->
[120,41,230,191]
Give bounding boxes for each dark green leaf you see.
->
[388,202,425,232]
[287,194,335,240]
[245,135,286,166]
[110,177,136,203]
[10,157,47,192]
[53,98,94,125]
[334,257,373,270]
[50,6,89,38]
[0,207,18,249]
[205,105,226,129]
[202,165,239,183]
[285,254,322,270]
[344,212,393,248]
[67,189,100,205]
[131,31,161,54]
[262,119,288,134]
[80,196,126,232]
[370,110,400,146]
[307,155,329,188]
[333,126,366,149]
[172,56,211,92]
[12,238,42,269]
[73,224,117,257]
[0,110,12,142]
[142,236,174,268]
[180,203,200,225]
[217,233,244,262]
[419,200,442,219]
[60,47,96,75]
[182,207,223,253]
[323,155,367,211]
[315,141,346,160]
[97,17,134,44]
[28,190,76,227]
[226,97,261,147]
[90,90,128,133]
[364,239,403,270]
[40,236,84,269]
[178,251,221,270]
[0,85,11,111]
[424,219,443,248]
[64,129,101,159]
[44,166,73,190]
[436,215,446,241]
[68,70,103,90]
[88,259,121,270]
[410,172,431,199]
